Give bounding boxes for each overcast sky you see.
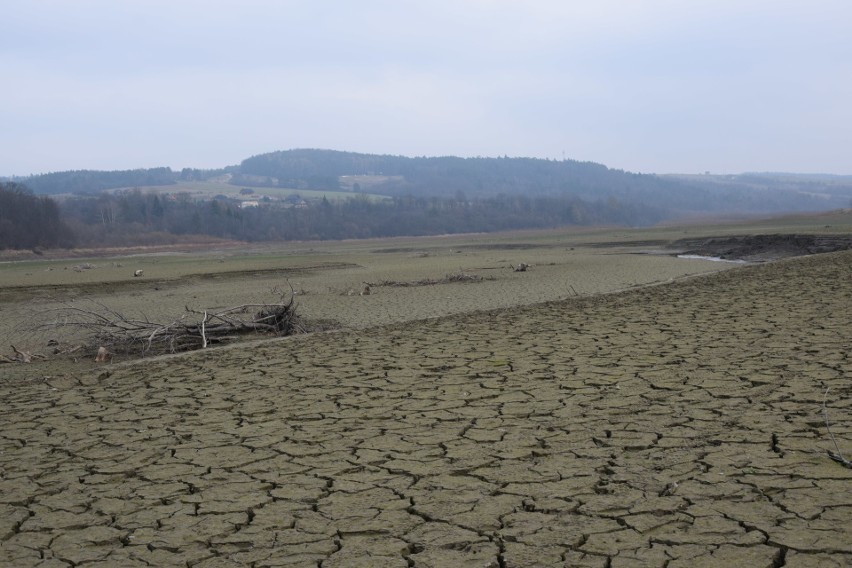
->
[3,0,850,176]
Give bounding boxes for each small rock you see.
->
[95,347,112,363]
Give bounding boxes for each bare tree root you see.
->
[0,345,47,364]
[36,287,309,357]
[823,387,852,469]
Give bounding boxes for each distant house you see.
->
[240,200,259,208]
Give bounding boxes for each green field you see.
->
[110,180,391,203]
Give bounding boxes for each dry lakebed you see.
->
[0,224,850,567]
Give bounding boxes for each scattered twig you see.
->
[367,271,493,288]
[823,387,852,468]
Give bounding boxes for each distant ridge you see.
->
[235,149,852,216]
[9,149,852,218]
[741,172,852,181]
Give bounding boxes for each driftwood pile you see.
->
[38,291,306,357]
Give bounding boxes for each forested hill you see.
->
[16,167,180,195]
[9,149,852,217]
[237,149,685,206]
[235,150,852,216]
[237,149,619,197]
[12,167,227,195]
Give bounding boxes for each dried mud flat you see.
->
[1,251,851,567]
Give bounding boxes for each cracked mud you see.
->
[1,251,851,567]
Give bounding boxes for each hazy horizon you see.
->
[7,148,852,181]
[3,1,851,177]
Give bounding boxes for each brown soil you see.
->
[0,262,357,305]
[1,251,849,567]
[0,239,249,262]
[0,242,734,367]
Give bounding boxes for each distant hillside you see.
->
[236,149,676,203]
[661,172,852,217]
[12,167,229,195]
[10,149,852,220]
[237,149,852,217]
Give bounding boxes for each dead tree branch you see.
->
[36,289,308,357]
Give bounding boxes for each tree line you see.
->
[1,184,664,250]
[11,166,228,195]
[0,183,76,249]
